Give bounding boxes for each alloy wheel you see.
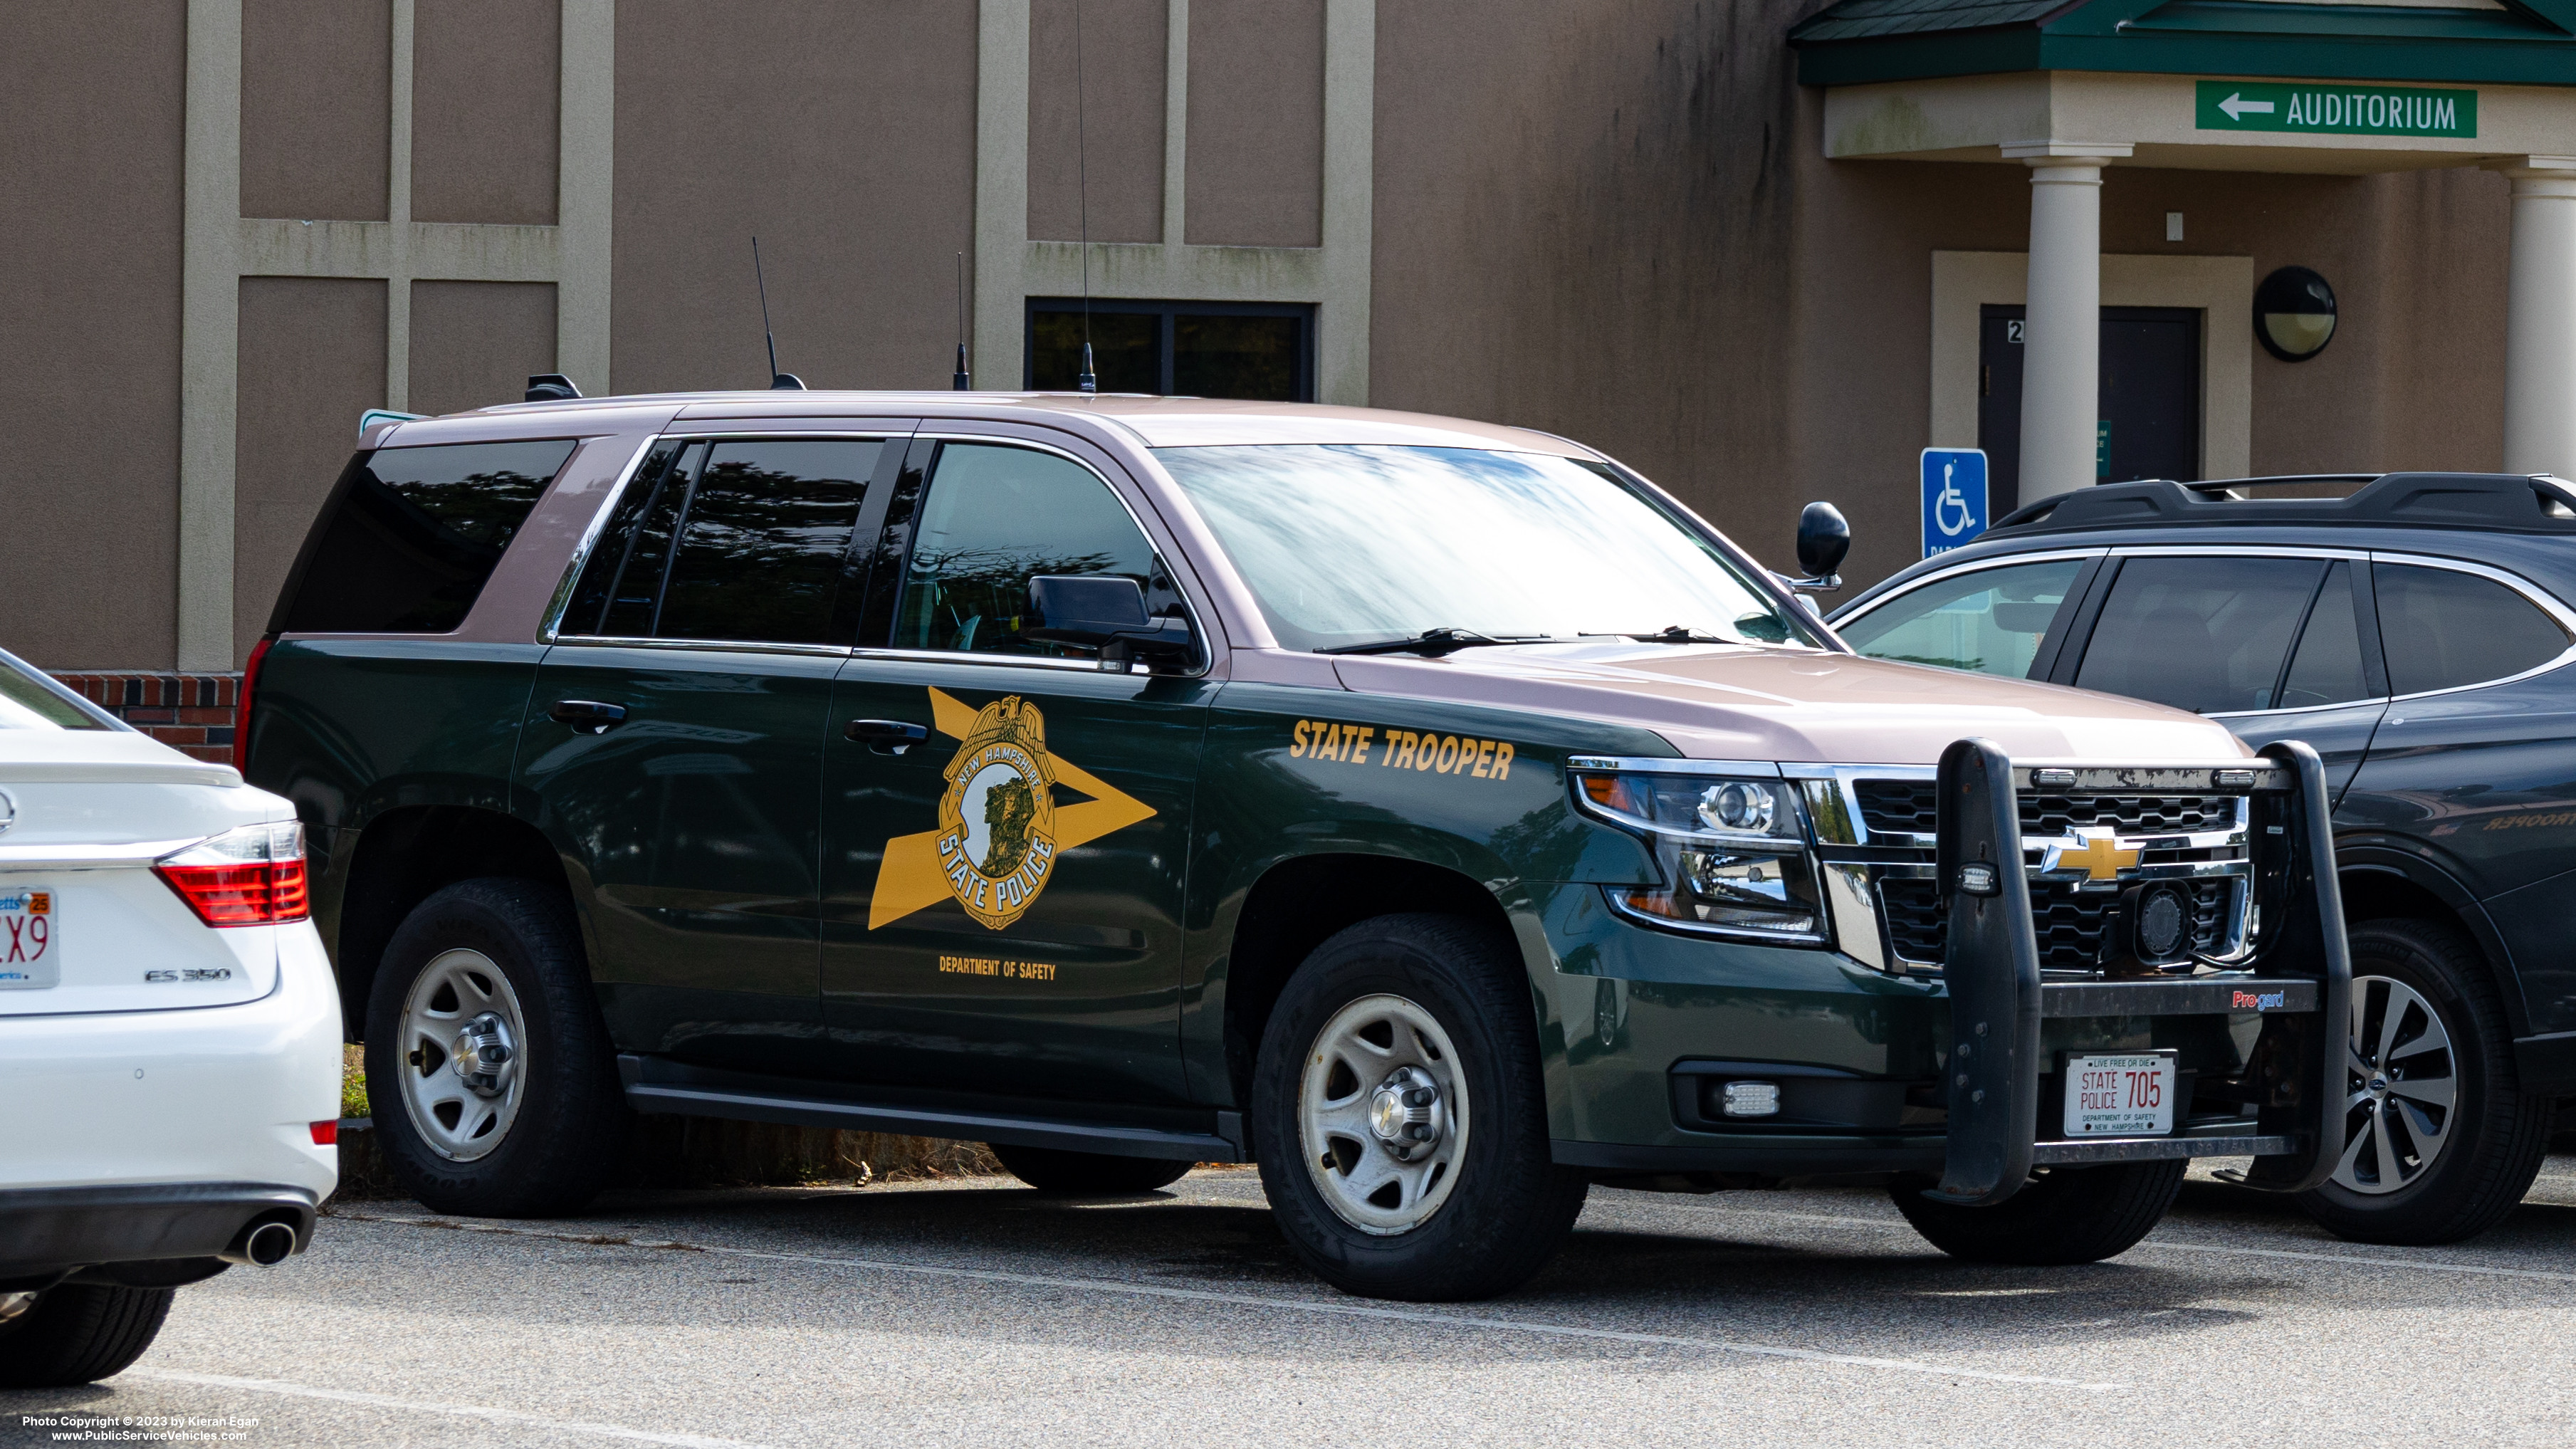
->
[2331,973,2458,1195]
[397,948,529,1162]
[1299,993,1470,1235]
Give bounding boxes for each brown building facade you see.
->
[6,0,2571,748]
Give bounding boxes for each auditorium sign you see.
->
[2196,80,2476,139]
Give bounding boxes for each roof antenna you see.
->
[953,251,971,390]
[1074,0,1096,394]
[752,236,805,390]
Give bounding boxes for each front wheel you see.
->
[1891,1160,2184,1265]
[0,1285,174,1387]
[1252,914,1588,1302]
[2295,919,2551,1245]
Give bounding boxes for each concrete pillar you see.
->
[2003,145,2127,501]
[2501,158,2576,480]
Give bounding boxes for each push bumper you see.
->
[0,1181,318,1287]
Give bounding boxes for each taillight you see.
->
[310,1121,338,1146]
[234,634,274,775]
[155,822,309,927]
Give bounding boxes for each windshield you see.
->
[1153,445,1818,652]
[0,654,112,731]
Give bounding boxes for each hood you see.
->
[1328,642,2251,765]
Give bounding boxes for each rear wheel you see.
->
[991,1144,1192,1195]
[2296,919,2550,1245]
[0,1285,174,1387]
[1252,914,1588,1302]
[1891,1160,2185,1265]
[365,878,628,1218]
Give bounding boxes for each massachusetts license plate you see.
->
[2063,1052,2176,1137]
[0,885,59,990]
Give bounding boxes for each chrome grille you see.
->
[1854,780,2236,841]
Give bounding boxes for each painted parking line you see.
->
[330,1212,2120,1391]
[120,1369,770,1449]
[1707,1207,2576,1285]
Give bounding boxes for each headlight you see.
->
[1569,767,1826,943]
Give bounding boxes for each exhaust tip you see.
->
[225,1220,298,1267]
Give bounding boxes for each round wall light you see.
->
[2256,266,2337,362]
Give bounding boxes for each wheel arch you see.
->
[332,805,575,1040]
[1215,851,1534,1116]
[2336,843,2527,1037]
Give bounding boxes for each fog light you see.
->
[1722,1081,1781,1118]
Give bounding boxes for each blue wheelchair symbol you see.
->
[1921,449,1989,558]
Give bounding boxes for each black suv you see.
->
[1832,473,2576,1245]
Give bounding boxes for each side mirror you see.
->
[1796,502,1850,581]
[1025,575,1196,672]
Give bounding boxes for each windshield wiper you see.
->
[1586,625,1738,644]
[1319,627,1553,657]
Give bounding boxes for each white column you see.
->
[2501,157,2576,480]
[2002,143,2128,502]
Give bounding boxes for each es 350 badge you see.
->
[869,689,1155,931]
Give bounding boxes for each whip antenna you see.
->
[953,251,970,390]
[752,236,805,390]
[1074,0,1096,394]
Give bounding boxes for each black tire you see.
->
[2296,918,2551,1245]
[1891,1159,2185,1265]
[991,1144,1193,1195]
[365,878,627,1218]
[1252,913,1588,1302]
[0,1285,174,1388]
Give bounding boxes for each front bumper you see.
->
[1538,742,2349,1200]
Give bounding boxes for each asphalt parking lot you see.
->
[11,1158,2576,1448]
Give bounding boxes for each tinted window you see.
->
[272,439,577,633]
[654,440,881,645]
[0,657,108,731]
[1838,559,2085,678]
[894,444,1169,657]
[2376,563,2570,696]
[2277,561,2370,709]
[2075,556,2325,713]
[564,441,687,637]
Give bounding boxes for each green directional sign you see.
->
[2196,80,2476,139]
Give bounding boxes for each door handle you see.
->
[844,718,928,755]
[549,699,628,735]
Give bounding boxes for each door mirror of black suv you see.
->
[1025,575,1196,671]
[1790,502,1850,590]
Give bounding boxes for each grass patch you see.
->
[340,1043,370,1119]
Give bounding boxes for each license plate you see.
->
[0,885,58,989]
[2063,1051,2176,1137]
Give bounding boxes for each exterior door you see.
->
[819,438,1211,1104]
[1980,305,2204,511]
[2053,553,2387,797]
[520,434,898,1077]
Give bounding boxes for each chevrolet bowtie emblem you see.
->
[2055,832,2141,881]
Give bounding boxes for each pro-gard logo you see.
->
[869,688,1155,932]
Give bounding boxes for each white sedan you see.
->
[0,649,339,1388]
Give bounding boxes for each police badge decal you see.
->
[935,696,1060,929]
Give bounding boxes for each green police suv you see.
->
[246,392,2350,1301]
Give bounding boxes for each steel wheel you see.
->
[1299,993,1471,1235]
[2332,973,2459,1195]
[397,948,529,1162]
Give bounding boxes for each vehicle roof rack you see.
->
[1988,472,2576,535]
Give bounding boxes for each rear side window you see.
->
[565,439,883,646]
[2375,563,2570,696]
[1837,558,2085,679]
[2075,556,2325,713]
[272,440,577,634]
[2276,561,2370,709]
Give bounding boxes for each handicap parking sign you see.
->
[1921,449,1988,558]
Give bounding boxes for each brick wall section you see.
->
[52,672,241,763]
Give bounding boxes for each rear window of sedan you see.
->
[0,657,111,730]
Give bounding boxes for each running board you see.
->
[615,1056,1243,1163]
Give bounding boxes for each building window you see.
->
[1025,299,1314,401]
